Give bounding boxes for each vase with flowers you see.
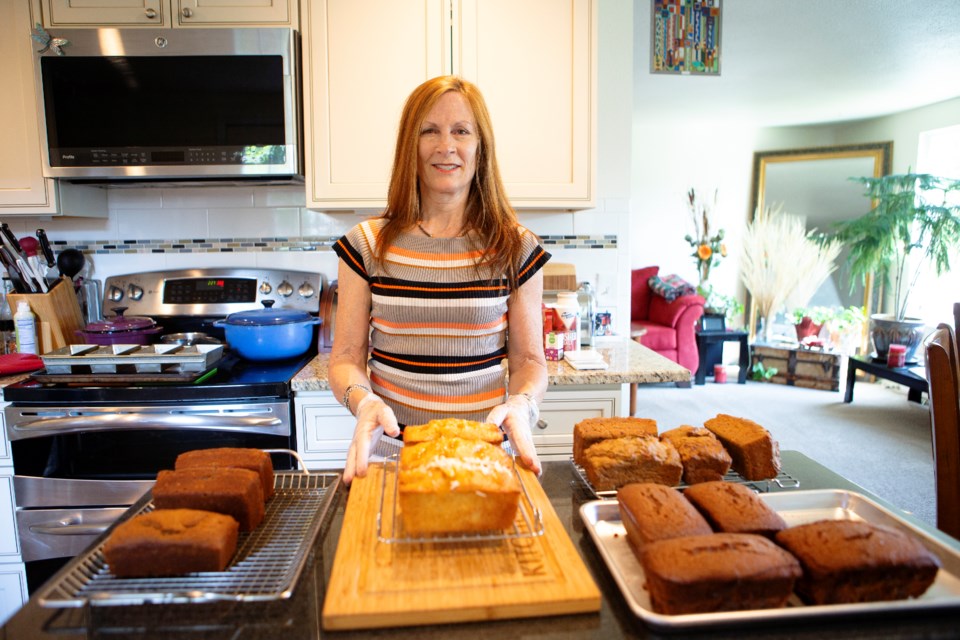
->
[684,188,727,288]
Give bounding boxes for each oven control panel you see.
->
[103,268,324,317]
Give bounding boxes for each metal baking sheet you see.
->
[580,489,960,631]
[40,344,223,373]
[36,471,341,608]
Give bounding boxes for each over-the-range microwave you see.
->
[35,28,301,183]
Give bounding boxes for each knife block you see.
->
[8,277,85,354]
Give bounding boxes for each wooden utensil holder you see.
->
[8,278,85,354]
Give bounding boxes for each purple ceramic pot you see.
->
[75,307,163,345]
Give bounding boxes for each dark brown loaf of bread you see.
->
[617,483,712,553]
[581,436,682,491]
[175,447,275,500]
[103,508,239,578]
[704,414,781,480]
[153,467,265,531]
[573,417,658,465]
[659,426,732,484]
[683,480,787,538]
[775,519,941,604]
[640,533,802,614]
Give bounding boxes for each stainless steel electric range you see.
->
[2,267,330,592]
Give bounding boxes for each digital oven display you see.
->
[162,278,258,304]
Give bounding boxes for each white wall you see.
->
[630,95,960,327]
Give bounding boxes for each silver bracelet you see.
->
[509,392,540,422]
[342,383,371,416]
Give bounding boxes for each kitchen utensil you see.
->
[322,464,600,630]
[7,277,86,352]
[17,237,47,293]
[36,229,55,268]
[78,279,102,325]
[75,306,162,345]
[56,248,85,280]
[160,332,222,346]
[213,301,320,361]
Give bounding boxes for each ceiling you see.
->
[633,0,960,127]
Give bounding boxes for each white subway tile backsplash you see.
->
[300,210,355,238]
[116,208,208,240]
[207,207,300,238]
[106,188,163,209]
[160,187,256,209]
[517,211,575,235]
[254,185,308,208]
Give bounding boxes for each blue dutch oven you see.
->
[213,301,321,361]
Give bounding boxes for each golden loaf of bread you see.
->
[402,418,504,446]
[398,436,520,535]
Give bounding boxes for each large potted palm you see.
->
[828,172,960,361]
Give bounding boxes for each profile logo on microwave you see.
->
[60,154,76,160]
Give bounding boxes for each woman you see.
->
[330,76,551,484]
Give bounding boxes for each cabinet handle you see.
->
[144,8,157,19]
[182,8,193,18]
[535,419,548,430]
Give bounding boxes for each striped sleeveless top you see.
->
[333,219,551,426]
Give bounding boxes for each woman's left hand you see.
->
[486,395,542,475]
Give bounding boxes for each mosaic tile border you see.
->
[53,234,617,254]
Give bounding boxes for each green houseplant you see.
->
[828,172,960,359]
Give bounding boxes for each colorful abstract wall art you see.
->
[651,0,722,75]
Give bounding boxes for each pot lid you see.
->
[84,307,157,333]
[222,301,313,326]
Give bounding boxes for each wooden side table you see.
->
[695,329,749,385]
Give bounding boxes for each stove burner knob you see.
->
[127,284,144,301]
[277,280,294,297]
[259,281,273,295]
[298,282,316,298]
[108,286,124,303]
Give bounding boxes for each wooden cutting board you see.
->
[322,463,601,630]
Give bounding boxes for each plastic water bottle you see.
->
[14,301,38,355]
[577,281,596,347]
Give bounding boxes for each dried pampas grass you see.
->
[740,205,841,337]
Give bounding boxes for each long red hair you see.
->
[375,76,522,287]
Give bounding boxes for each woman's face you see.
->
[417,91,479,204]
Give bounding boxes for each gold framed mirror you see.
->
[746,141,893,342]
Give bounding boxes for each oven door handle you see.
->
[11,413,283,435]
[29,522,110,536]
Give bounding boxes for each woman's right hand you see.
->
[343,393,400,485]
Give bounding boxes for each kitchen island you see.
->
[3,452,958,639]
[290,338,692,390]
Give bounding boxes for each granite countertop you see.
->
[291,339,692,392]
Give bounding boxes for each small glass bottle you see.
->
[0,278,15,355]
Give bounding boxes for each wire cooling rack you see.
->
[571,460,800,498]
[37,472,340,608]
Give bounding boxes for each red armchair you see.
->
[631,266,705,372]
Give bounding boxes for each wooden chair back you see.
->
[924,324,960,539]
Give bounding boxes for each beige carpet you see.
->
[632,378,936,527]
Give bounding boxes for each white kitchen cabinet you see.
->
[40,0,295,28]
[535,385,622,461]
[295,385,622,464]
[0,566,27,626]
[294,391,356,469]
[303,0,596,210]
[0,1,106,217]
